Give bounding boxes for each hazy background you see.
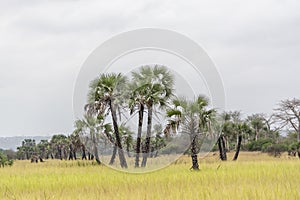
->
[0,0,299,137]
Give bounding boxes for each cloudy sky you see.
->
[0,0,299,137]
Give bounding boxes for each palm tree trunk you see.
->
[135,104,144,167]
[91,131,101,164]
[141,103,153,167]
[73,149,77,160]
[298,124,300,141]
[190,134,199,170]
[109,100,128,168]
[109,145,117,165]
[221,136,227,160]
[127,143,131,157]
[81,145,87,160]
[68,145,73,160]
[94,145,101,164]
[233,135,242,161]
[218,136,227,161]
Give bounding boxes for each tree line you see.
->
[10,65,300,170]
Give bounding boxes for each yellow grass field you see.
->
[1,152,300,200]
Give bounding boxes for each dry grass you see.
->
[0,152,299,200]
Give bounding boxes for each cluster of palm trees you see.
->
[14,65,226,170]
[73,65,220,170]
[16,64,300,169]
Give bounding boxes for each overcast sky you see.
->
[0,0,299,137]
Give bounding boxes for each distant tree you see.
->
[36,140,50,161]
[247,114,266,141]
[17,139,36,160]
[274,98,300,141]
[50,134,69,160]
[75,115,109,165]
[167,96,215,170]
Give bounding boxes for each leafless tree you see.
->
[274,98,300,141]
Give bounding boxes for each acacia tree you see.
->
[88,73,128,168]
[167,96,215,170]
[274,98,300,141]
[131,65,174,168]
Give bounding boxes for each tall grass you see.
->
[0,152,299,200]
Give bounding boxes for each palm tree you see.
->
[167,96,215,170]
[232,123,248,161]
[75,115,109,164]
[128,79,147,167]
[73,120,88,160]
[131,65,174,167]
[50,134,69,160]
[88,73,128,168]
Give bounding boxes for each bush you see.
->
[261,142,273,152]
[265,144,288,157]
[245,139,273,151]
[0,152,14,167]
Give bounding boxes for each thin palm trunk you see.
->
[94,145,101,164]
[109,145,117,165]
[135,104,144,167]
[233,135,242,161]
[109,100,128,168]
[141,103,153,167]
[81,145,87,160]
[221,136,227,160]
[92,131,101,164]
[68,146,73,160]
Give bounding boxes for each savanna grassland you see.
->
[1,152,300,200]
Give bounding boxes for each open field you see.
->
[1,152,300,200]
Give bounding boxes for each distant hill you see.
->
[0,136,51,151]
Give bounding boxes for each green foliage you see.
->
[0,151,14,167]
[245,138,274,151]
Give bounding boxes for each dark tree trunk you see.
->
[298,125,300,142]
[63,149,68,160]
[135,104,144,168]
[69,145,74,160]
[91,131,101,164]
[141,102,153,167]
[218,136,227,161]
[109,100,128,168]
[73,149,77,160]
[81,146,87,160]
[58,148,62,160]
[190,134,199,170]
[233,135,242,161]
[126,143,131,157]
[109,145,117,165]
[94,146,101,164]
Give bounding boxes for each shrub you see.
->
[0,152,14,167]
[245,139,273,151]
[265,144,288,157]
